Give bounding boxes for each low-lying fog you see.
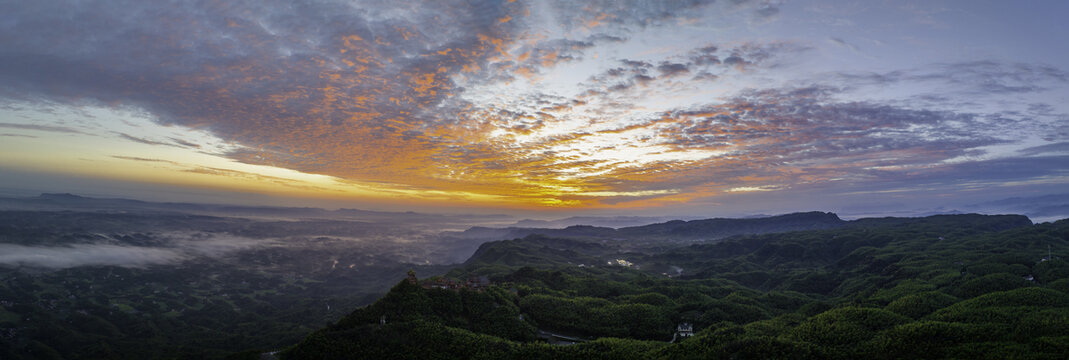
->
[0,233,270,269]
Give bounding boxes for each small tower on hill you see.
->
[407,269,417,285]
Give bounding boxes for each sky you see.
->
[1,0,1067,218]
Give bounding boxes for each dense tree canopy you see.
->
[281,216,1069,359]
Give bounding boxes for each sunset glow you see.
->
[1,0,1067,215]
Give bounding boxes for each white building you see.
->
[676,323,694,338]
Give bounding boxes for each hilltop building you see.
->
[677,323,694,338]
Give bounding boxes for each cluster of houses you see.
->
[422,276,492,291]
[406,270,492,291]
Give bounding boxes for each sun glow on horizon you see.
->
[2,1,1067,213]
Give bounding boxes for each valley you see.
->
[2,194,1067,359]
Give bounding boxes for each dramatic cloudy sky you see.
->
[1,0,1067,216]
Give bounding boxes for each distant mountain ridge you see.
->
[446,211,848,244]
[458,213,1034,272]
[508,216,706,229]
[619,211,845,238]
[0,193,511,223]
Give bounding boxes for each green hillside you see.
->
[279,214,1069,359]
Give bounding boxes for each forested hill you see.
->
[443,212,1033,255]
[276,214,1069,360]
[614,211,847,239]
[444,211,849,246]
[456,213,1033,281]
